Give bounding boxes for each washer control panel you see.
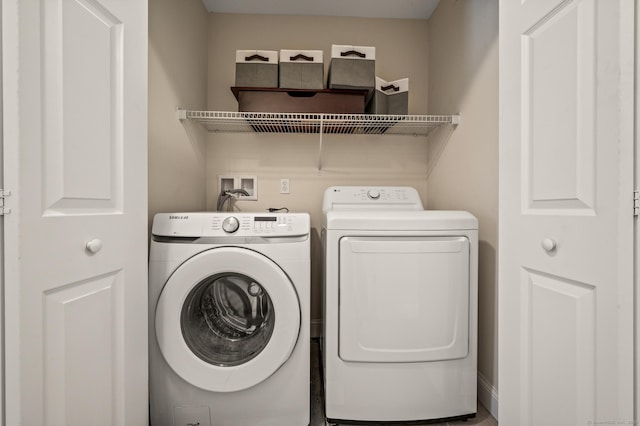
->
[213,214,297,235]
[152,212,310,238]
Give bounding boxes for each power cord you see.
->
[267,207,289,213]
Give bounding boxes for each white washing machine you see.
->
[149,212,310,426]
[322,187,478,424]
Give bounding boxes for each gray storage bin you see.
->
[279,50,324,90]
[235,50,279,88]
[327,45,375,98]
[367,77,409,115]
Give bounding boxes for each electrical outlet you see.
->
[280,178,290,194]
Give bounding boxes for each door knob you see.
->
[541,238,557,252]
[86,239,103,254]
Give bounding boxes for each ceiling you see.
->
[201,0,441,20]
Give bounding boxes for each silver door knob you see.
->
[86,239,103,254]
[541,238,557,252]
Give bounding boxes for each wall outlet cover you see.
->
[280,178,290,194]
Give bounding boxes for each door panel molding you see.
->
[44,270,124,425]
[520,268,595,425]
[521,0,596,215]
[42,0,124,216]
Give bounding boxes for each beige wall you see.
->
[427,0,499,410]
[148,0,209,226]
[206,13,432,332]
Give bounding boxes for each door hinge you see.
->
[635,190,640,217]
[0,190,11,216]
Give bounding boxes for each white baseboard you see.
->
[478,372,499,420]
[311,319,323,338]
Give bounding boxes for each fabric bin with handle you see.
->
[327,44,375,99]
[235,50,279,88]
[367,77,409,115]
[279,50,324,90]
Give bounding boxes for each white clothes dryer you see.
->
[322,187,478,424]
[149,212,310,426]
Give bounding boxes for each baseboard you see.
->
[311,319,323,338]
[477,372,499,420]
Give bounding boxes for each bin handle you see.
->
[381,84,400,92]
[290,53,314,62]
[340,50,366,58]
[245,54,269,62]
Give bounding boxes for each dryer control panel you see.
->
[322,186,424,212]
[152,212,310,238]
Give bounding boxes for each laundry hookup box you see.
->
[235,50,279,88]
[279,50,324,90]
[327,44,376,99]
[367,77,409,115]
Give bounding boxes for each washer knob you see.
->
[222,216,240,233]
[367,189,381,199]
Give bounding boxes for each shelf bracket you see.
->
[176,108,187,120]
[317,116,325,171]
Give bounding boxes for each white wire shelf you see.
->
[179,110,459,136]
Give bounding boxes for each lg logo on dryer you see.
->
[169,215,189,220]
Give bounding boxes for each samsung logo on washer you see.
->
[169,215,189,220]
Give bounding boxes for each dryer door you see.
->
[339,236,470,363]
[155,247,301,392]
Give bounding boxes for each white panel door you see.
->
[2,0,148,424]
[499,0,634,425]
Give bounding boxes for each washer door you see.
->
[155,247,301,392]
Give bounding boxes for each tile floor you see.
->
[310,339,498,426]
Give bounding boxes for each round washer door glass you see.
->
[156,247,301,392]
[181,272,274,367]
